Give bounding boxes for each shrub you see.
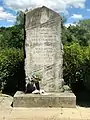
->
[81,46,90,90]
[0,48,25,95]
[63,42,90,91]
[63,42,84,85]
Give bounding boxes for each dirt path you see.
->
[0,94,90,120]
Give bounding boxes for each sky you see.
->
[0,0,90,27]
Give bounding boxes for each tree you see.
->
[15,11,25,28]
[0,11,25,94]
[0,26,24,49]
[78,19,90,31]
[67,19,90,46]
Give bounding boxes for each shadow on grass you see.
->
[71,82,90,108]
[76,91,90,107]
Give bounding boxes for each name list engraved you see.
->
[29,27,56,65]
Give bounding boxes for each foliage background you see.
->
[62,19,90,92]
[0,12,25,95]
[0,11,90,95]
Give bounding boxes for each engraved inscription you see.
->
[29,27,56,65]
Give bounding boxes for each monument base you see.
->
[13,91,76,108]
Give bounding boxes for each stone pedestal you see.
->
[13,91,76,108]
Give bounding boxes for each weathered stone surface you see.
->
[25,6,64,92]
[13,91,76,108]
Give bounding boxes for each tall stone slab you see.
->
[25,6,63,92]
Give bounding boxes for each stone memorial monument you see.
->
[25,6,64,93]
[13,6,76,108]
